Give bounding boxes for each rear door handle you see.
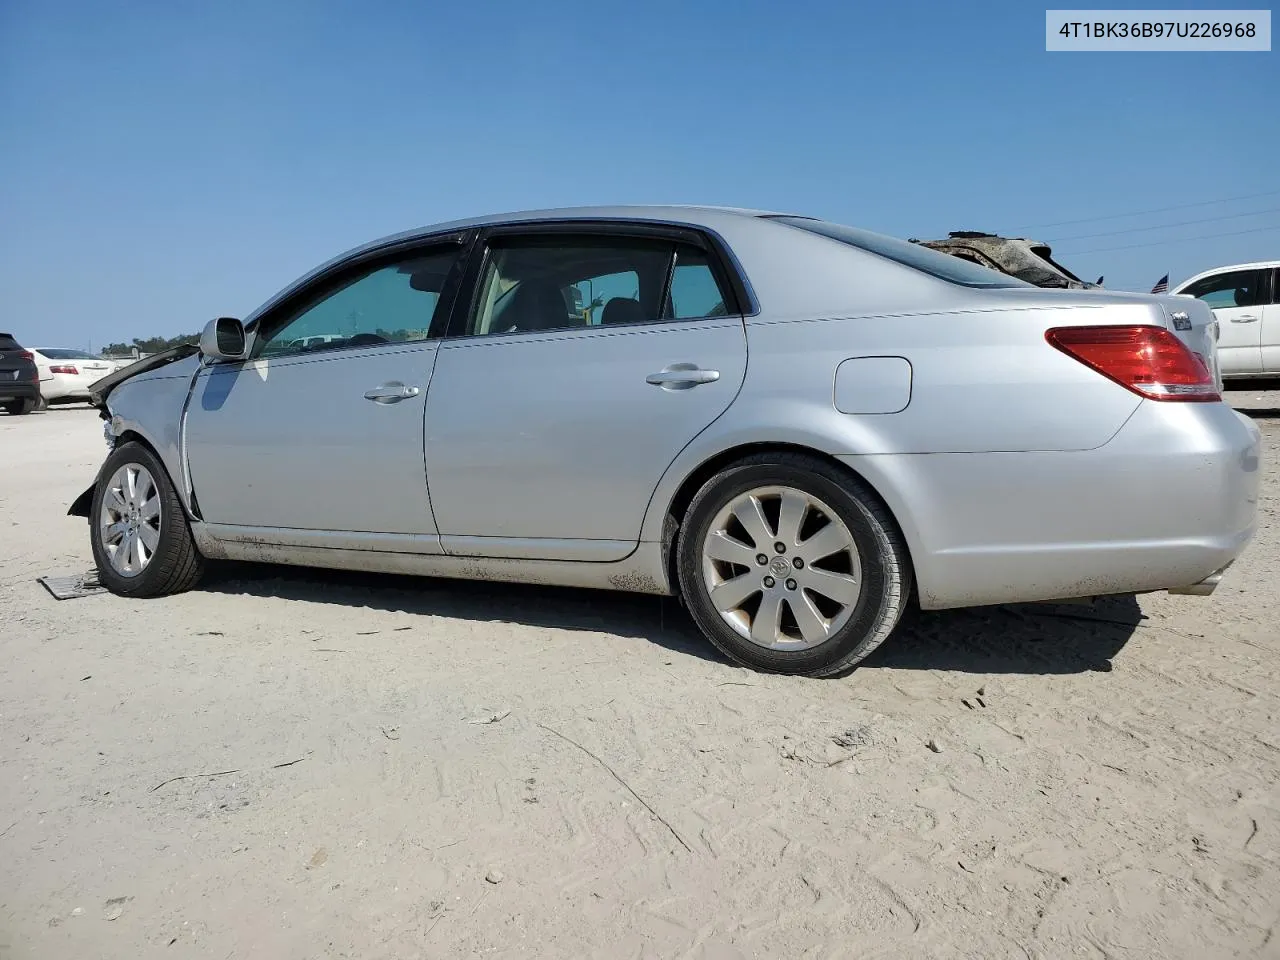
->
[363,382,420,403]
[1231,315,1259,323]
[646,364,720,389]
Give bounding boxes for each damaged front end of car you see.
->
[66,343,202,519]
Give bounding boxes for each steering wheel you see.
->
[347,333,389,347]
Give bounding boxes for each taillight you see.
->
[17,350,33,360]
[49,365,78,375]
[1045,325,1221,402]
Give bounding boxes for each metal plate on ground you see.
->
[38,570,107,600]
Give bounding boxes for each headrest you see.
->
[506,280,569,331]
[600,297,645,326]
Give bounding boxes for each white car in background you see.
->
[282,333,345,352]
[31,348,120,404]
[1172,261,1280,379]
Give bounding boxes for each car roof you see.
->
[363,204,792,248]
[432,204,786,228]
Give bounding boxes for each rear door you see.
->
[1175,268,1268,376]
[423,223,749,561]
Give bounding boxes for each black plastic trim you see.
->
[67,484,95,518]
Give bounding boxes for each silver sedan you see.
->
[72,206,1262,676]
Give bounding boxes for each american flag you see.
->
[1151,274,1169,294]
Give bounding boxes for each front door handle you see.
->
[363,382,420,404]
[646,364,720,390]
[1230,315,1260,323]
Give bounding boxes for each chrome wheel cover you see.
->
[701,485,862,651]
[98,463,161,578]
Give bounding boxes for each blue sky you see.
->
[1,0,1275,348]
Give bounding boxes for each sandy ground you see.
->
[1,390,1278,960]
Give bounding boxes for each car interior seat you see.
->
[502,279,573,332]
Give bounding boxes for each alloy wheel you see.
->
[98,463,162,577]
[700,485,862,650]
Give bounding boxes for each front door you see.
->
[423,227,749,561]
[1177,267,1268,376]
[184,240,467,535]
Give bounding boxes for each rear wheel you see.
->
[678,453,911,676]
[4,398,36,415]
[90,441,205,597]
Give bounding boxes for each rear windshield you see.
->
[770,216,1032,289]
[0,335,24,351]
[39,348,102,360]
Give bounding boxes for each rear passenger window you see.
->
[469,239,671,336]
[465,235,734,337]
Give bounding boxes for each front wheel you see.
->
[90,441,205,597]
[677,453,912,677]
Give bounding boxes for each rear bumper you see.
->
[842,401,1262,609]
[45,387,93,402]
[0,381,40,401]
[1167,562,1233,596]
[40,374,95,401]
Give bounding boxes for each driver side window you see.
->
[258,247,461,358]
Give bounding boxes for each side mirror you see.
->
[200,317,248,361]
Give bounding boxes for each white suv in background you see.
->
[1172,261,1280,379]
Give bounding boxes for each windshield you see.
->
[770,216,1032,289]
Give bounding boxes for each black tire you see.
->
[90,441,205,598]
[4,398,36,415]
[677,453,912,677]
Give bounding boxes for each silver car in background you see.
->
[71,206,1262,676]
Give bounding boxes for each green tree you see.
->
[103,332,200,355]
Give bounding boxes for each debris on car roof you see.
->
[909,231,1098,289]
